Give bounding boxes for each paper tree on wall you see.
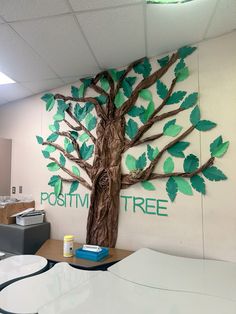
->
[36,46,228,247]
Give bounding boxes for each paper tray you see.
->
[75,247,109,261]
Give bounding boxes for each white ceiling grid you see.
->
[0,0,235,105]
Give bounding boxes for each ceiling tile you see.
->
[21,78,65,94]
[77,5,145,69]
[61,76,81,84]
[147,0,217,57]
[0,24,57,81]
[0,83,32,102]
[69,0,142,11]
[205,0,236,39]
[0,0,70,22]
[11,15,100,77]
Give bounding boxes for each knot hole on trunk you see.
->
[98,169,109,189]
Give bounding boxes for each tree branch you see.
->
[63,119,81,131]
[54,93,107,121]
[124,133,163,152]
[116,52,179,117]
[49,157,92,190]
[56,131,81,158]
[121,157,215,189]
[43,141,92,177]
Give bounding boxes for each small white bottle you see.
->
[63,235,74,257]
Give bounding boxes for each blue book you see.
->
[75,247,109,261]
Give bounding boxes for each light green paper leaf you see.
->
[177,67,189,82]
[183,154,199,172]
[79,133,90,143]
[166,177,178,202]
[139,89,153,101]
[141,181,156,191]
[190,105,200,126]
[72,166,80,177]
[210,136,222,156]
[141,101,155,123]
[156,80,168,99]
[164,124,182,137]
[125,119,138,140]
[196,120,217,131]
[190,175,206,195]
[174,177,193,195]
[53,112,64,121]
[163,119,176,132]
[167,91,186,105]
[180,93,198,109]
[47,162,60,172]
[49,124,56,132]
[59,153,66,167]
[54,178,62,197]
[100,77,110,92]
[44,145,56,153]
[36,136,43,144]
[203,166,227,181]
[69,181,79,194]
[211,141,229,158]
[114,90,125,108]
[125,155,137,171]
[163,157,174,174]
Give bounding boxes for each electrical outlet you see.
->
[19,186,23,194]
[12,187,16,194]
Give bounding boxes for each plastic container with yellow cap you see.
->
[63,235,74,257]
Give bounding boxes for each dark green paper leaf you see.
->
[190,105,200,126]
[59,153,66,167]
[47,162,60,171]
[128,105,145,117]
[54,178,62,197]
[48,175,60,187]
[178,46,197,59]
[125,119,138,140]
[210,136,223,156]
[42,150,50,159]
[190,175,206,195]
[133,58,151,78]
[196,120,217,131]
[184,154,199,172]
[136,153,147,170]
[156,80,168,99]
[41,93,55,111]
[36,136,43,144]
[69,181,79,194]
[147,144,159,161]
[80,142,94,160]
[157,55,169,67]
[167,91,186,105]
[211,141,229,158]
[167,141,190,158]
[203,166,227,181]
[166,177,178,202]
[47,133,59,143]
[180,93,198,109]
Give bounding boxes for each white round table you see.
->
[0,255,47,290]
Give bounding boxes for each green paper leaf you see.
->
[133,58,151,78]
[71,86,79,98]
[69,181,79,194]
[74,102,94,122]
[190,175,206,195]
[125,118,138,140]
[166,177,178,202]
[174,177,193,195]
[81,77,92,88]
[156,80,168,99]
[167,91,186,105]
[140,101,155,123]
[54,178,62,197]
[178,46,197,59]
[72,166,80,177]
[184,154,199,172]
[167,141,190,158]
[164,124,182,137]
[176,67,189,82]
[80,142,94,160]
[147,144,159,161]
[125,155,137,171]
[122,77,136,98]
[210,136,223,156]
[211,141,229,158]
[96,95,107,105]
[203,166,227,181]
[78,83,85,98]
[49,124,56,132]
[196,120,217,131]
[41,93,55,111]
[54,121,60,132]
[36,136,43,144]
[85,114,97,131]
[48,175,60,187]
[59,153,66,167]
[53,112,64,121]
[163,119,176,132]
[163,157,174,173]
[141,181,156,191]
[128,105,145,117]
[47,133,59,143]
[79,133,90,143]
[44,145,56,153]
[157,55,169,67]
[180,93,198,109]
[70,131,78,140]
[136,153,147,170]
[190,105,200,126]
[139,89,153,101]
[47,162,60,172]
[114,90,125,108]
[57,100,69,113]
[100,77,110,92]
[42,150,50,158]
[174,59,185,76]
[64,138,74,153]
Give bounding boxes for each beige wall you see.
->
[0,31,235,261]
[0,137,12,196]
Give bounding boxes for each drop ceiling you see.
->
[0,0,235,105]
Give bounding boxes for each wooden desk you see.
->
[36,239,133,270]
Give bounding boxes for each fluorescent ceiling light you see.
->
[147,0,193,3]
[0,72,15,85]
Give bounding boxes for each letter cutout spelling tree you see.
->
[37,46,229,247]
